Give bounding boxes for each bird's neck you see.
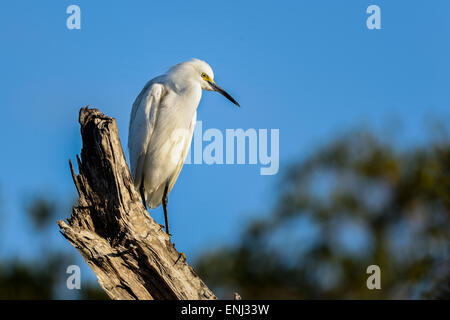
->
[169,76,200,95]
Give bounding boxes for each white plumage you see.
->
[128,59,239,235]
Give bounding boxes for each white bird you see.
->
[128,58,239,236]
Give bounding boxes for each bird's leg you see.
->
[139,182,147,210]
[162,183,170,237]
[161,183,186,261]
[140,181,166,230]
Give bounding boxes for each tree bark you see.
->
[57,107,217,300]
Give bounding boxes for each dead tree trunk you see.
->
[57,107,216,300]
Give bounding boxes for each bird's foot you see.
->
[158,224,172,235]
[171,242,185,264]
[174,251,186,265]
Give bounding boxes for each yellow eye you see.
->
[201,73,208,80]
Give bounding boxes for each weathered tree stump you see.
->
[57,107,216,300]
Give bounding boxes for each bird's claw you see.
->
[175,252,186,265]
[158,224,172,237]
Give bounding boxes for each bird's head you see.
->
[172,58,240,107]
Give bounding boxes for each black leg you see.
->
[140,182,147,210]
[162,183,170,236]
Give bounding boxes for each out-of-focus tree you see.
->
[0,195,107,299]
[195,128,450,299]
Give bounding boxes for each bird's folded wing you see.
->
[128,81,164,188]
[167,112,197,194]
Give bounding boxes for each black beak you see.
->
[209,81,240,107]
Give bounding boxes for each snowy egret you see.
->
[128,59,239,236]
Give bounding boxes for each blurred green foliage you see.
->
[0,126,448,299]
[25,196,57,230]
[195,129,450,299]
[0,196,107,299]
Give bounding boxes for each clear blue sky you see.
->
[0,0,449,285]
